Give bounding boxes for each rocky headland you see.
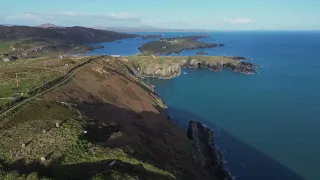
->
[138,35,224,55]
[125,55,260,79]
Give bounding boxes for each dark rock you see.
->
[142,35,163,39]
[230,56,247,61]
[91,45,104,49]
[187,121,232,180]
[10,55,18,61]
[196,52,208,55]
[240,61,261,68]
[218,44,225,47]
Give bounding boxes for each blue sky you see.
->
[0,0,319,30]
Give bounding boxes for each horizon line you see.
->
[1,23,320,32]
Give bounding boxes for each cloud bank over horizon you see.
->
[1,11,255,30]
[0,0,318,31]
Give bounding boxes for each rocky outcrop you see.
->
[135,62,182,79]
[142,35,163,39]
[182,57,258,74]
[127,56,260,79]
[229,56,247,60]
[0,53,18,62]
[197,51,208,55]
[187,121,232,180]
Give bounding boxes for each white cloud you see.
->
[224,17,252,24]
[5,12,140,24]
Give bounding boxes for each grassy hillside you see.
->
[0,56,214,180]
[0,26,137,60]
[0,56,96,112]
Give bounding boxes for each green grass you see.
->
[62,140,175,179]
[0,100,82,163]
[0,171,49,180]
[0,57,47,69]
[126,56,185,70]
[0,67,63,111]
[0,39,48,54]
[0,56,96,110]
[0,40,22,53]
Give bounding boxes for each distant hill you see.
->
[90,25,210,32]
[0,25,138,60]
[0,25,137,43]
[37,23,59,28]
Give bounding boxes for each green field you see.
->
[0,39,47,53]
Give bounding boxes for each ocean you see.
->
[88,31,320,180]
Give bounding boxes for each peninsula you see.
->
[138,35,224,55]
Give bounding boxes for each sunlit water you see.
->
[88,31,320,180]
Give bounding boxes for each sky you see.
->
[0,0,319,30]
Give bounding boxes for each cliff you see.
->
[125,55,260,79]
[0,56,229,180]
[187,121,232,180]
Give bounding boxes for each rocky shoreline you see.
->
[126,56,260,80]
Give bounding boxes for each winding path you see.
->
[0,56,104,119]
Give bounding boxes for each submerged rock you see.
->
[187,121,232,180]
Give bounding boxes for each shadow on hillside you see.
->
[0,100,306,180]
[0,102,199,179]
[0,157,172,180]
[168,107,306,180]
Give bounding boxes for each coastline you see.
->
[152,89,233,180]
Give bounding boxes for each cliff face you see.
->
[137,61,182,79]
[187,121,232,180]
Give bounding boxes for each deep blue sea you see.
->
[88,31,320,180]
